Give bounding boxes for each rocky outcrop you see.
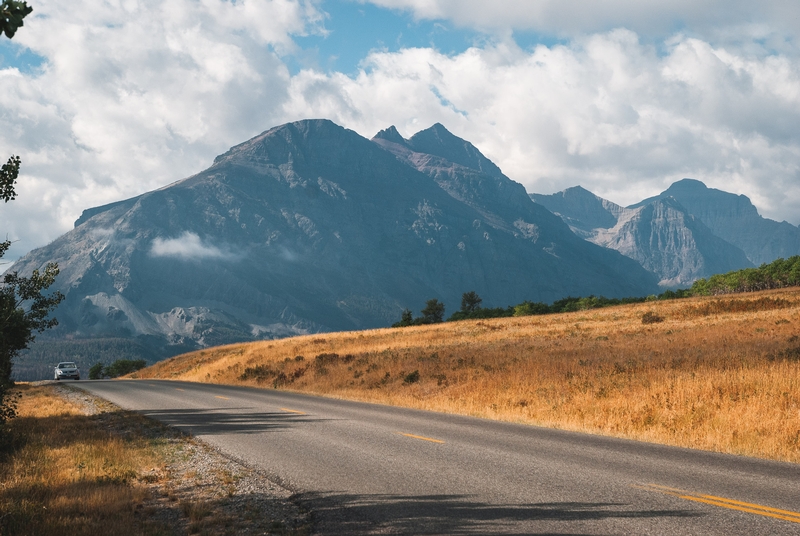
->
[532,186,754,287]
[11,120,658,362]
[632,179,800,266]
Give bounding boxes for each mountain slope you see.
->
[631,179,800,266]
[10,119,658,365]
[532,186,753,287]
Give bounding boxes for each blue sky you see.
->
[2,0,800,264]
[292,2,478,74]
[287,1,568,75]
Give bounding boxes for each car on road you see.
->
[54,362,80,381]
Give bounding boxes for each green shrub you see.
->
[104,359,147,378]
[88,362,105,380]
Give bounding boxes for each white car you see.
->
[54,362,80,381]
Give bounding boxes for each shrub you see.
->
[641,311,664,324]
[403,370,420,384]
[239,365,276,382]
[88,362,105,380]
[104,359,147,378]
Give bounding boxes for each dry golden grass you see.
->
[0,385,165,535]
[138,288,800,463]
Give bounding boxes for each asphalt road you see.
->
[75,379,800,535]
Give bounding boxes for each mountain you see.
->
[631,179,800,266]
[531,186,754,287]
[10,120,658,372]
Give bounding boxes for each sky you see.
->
[2,0,800,264]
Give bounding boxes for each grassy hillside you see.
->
[137,288,800,462]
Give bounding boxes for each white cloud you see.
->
[3,0,800,271]
[284,30,800,224]
[0,0,323,261]
[150,231,231,261]
[361,0,800,43]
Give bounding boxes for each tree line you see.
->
[393,256,800,327]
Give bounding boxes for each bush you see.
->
[513,301,550,316]
[88,362,105,380]
[403,370,420,384]
[641,311,664,324]
[104,359,147,378]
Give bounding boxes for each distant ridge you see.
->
[531,179,800,287]
[631,179,800,265]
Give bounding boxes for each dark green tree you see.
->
[391,308,414,328]
[420,298,445,324]
[460,291,482,313]
[1,0,32,38]
[0,264,63,427]
[104,359,147,378]
[88,362,105,380]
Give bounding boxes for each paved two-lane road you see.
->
[76,380,800,534]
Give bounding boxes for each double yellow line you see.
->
[638,483,800,524]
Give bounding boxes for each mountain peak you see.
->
[407,124,503,177]
[665,178,709,192]
[372,125,409,146]
[214,118,348,165]
[530,186,621,232]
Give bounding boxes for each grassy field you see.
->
[0,384,163,535]
[137,288,800,463]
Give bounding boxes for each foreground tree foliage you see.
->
[0,0,31,39]
[0,1,63,441]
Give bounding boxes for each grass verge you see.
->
[0,384,307,535]
[137,288,800,463]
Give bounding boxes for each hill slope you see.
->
[136,287,800,463]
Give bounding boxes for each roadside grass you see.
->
[0,385,308,535]
[137,288,800,463]
[0,384,164,535]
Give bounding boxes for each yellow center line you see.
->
[399,432,445,444]
[214,396,230,400]
[175,388,184,391]
[636,483,800,524]
[280,408,306,415]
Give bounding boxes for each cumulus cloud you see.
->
[284,30,800,224]
[3,0,800,270]
[150,231,232,261]
[0,0,323,261]
[361,0,800,43]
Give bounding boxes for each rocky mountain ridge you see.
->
[531,181,800,287]
[11,119,658,372]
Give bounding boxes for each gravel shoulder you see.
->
[50,381,311,535]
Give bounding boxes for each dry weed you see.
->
[0,385,161,535]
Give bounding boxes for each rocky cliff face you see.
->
[11,119,658,363]
[532,186,754,287]
[632,179,800,266]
